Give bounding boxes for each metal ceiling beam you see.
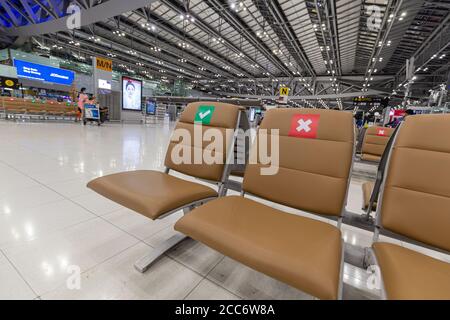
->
[253,0,316,77]
[45,33,186,81]
[90,24,220,78]
[395,13,450,82]
[68,28,200,80]
[207,0,292,75]
[33,0,58,19]
[201,74,394,83]
[0,0,20,27]
[0,9,15,27]
[314,0,342,76]
[100,17,232,79]
[206,89,386,99]
[7,0,159,36]
[19,0,38,24]
[6,0,35,25]
[159,0,267,74]
[128,9,253,78]
[363,0,399,77]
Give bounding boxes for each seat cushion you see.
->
[175,195,342,300]
[87,170,218,220]
[373,242,450,300]
[361,154,381,162]
[362,181,377,210]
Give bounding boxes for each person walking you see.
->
[76,87,88,122]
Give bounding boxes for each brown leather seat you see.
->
[176,108,355,300]
[361,126,394,163]
[373,243,450,300]
[373,114,450,299]
[88,170,218,220]
[176,196,342,300]
[88,102,241,220]
[362,181,376,210]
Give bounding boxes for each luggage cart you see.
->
[83,103,101,126]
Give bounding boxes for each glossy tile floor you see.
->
[0,120,448,300]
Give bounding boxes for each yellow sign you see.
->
[0,76,19,89]
[280,87,290,96]
[96,57,113,72]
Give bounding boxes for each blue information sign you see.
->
[14,59,75,86]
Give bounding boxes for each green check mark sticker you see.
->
[194,105,215,125]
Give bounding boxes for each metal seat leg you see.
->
[134,233,188,273]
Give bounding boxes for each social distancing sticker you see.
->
[195,105,216,125]
[376,128,386,136]
[288,114,320,139]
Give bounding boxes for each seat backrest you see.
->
[361,126,394,158]
[378,114,450,252]
[243,108,355,217]
[164,102,241,182]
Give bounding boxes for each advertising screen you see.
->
[122,76,142,111]
[249,108,256,122]
[146,100,156,115]
[98,79,112,90]
[14,59,75,86]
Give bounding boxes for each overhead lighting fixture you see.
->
[141,22,156,31]
[88,36,101,42]
[212,37,225,44]
[113,30,126,37]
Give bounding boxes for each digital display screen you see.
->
[98,79,111,90]
[122,76,142,111]
[14,59,74,86]
[146,100,156,115]
[249,108,256,122]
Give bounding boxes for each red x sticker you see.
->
[288,114,321,139]
[376,128,387,136]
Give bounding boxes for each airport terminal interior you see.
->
[0,0,449,302]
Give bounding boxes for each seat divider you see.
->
[219,110,242,197]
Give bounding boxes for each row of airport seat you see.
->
[360,125,395,163]
[87,102,450,300]
[359,125,395,211]
[1,97,79,120]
